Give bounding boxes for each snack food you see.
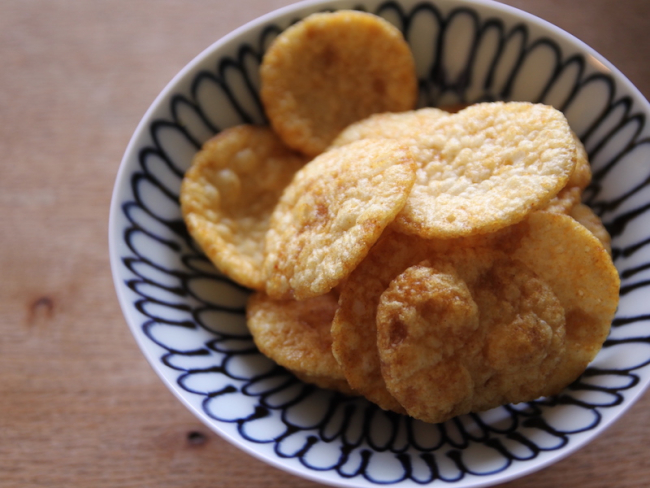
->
[329,108,449,149]
[247,290,353,394]
[392,102,578,239]
[376,257,565,423]
[179,9,619,424]
[330,230,423,413]
[569,203,612,254]
[263,139,416,300]
[370,212,619,423]
[260,10,417,157]
[542,132,592,213]
[180,125,307,289]
[505,212,619,393]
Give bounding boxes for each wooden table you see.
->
[1,1,649,486]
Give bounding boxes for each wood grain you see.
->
[0,1,648,487]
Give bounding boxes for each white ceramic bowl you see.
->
[109,0,650,486]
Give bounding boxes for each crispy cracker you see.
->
[507,212,620,391]
[569,203,611,254]
[331,230,431,413]
[377,255,566,423]
[335,212,618,418]
[246,290,354,394]
[392,102,577,238]
[376,260,480,421]
[260,10,417,157]
[329,108,449,149]
[542,132,592,213]
[264,139,416,300]
[331,232,500,412]
[181,125,306,289]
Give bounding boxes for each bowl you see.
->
[108,0,650,486]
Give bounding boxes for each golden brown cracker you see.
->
[376,256,567,423]
[474,259,566,407]
[568,132,592,191]
[246,290,353,394]
[331,230,431,413]
[569,203,611,254]
[376,260,480,422]
[508,212,619,391]
[392,102,577,238]
[263,139,416,300]
[542,132,592,213]
[181,125,307,289]
[329,108,449,149]
[260,10,417,157]
[335,212,618,420]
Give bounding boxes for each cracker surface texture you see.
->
[330,108,449,149]
[569,204,611,254]
[264,139,416,300]
[333,212,619,419]
[331,230,430,413]
[260,10,417,157]
[393,102,577,238]
[506,212,620,392]
[542,132,592,213]
[181,125,306,289]
[247,290,353,394]
[376,255,567,423]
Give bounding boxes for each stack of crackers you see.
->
[180,11,619,423]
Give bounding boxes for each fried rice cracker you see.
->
[246,290,353,394]
[569,203,611,254]
[542,132,592,213]
[260,10,417,157]
[334,212,618,418]
[505,212,620,392]
[264,139,416,300]
[375,261,480,421]
[392,102,577,238]
[331,230,431,413]
[329,108,449,149]
[376,255,566,423]
[181,125,306,289]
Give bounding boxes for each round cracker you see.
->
[331,230,431,413]
[263,139,416,300]
[567,132,592,191]
[334,212,618,417]
[569,203,611,254]
[506,212,620,392]
[260,10,417,157]
[392,102,577,238]
[376,261,480,421]
[181,125,306,289]
[246,290,353,395]
[329,108,449,149]
[542,132,592,214]
[376,256,566,424]
[331,231,496,412]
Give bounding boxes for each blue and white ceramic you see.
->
[109,0,650,486]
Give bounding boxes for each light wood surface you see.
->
[1,1,649,487]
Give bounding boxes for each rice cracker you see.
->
[392,102,577,238]
[181,125,306,289]
[333,212,619,417]
[247,290,353,394]
[260,10,417,157]
[264,139,416,300]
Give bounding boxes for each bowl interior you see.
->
[109,0,650,486]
